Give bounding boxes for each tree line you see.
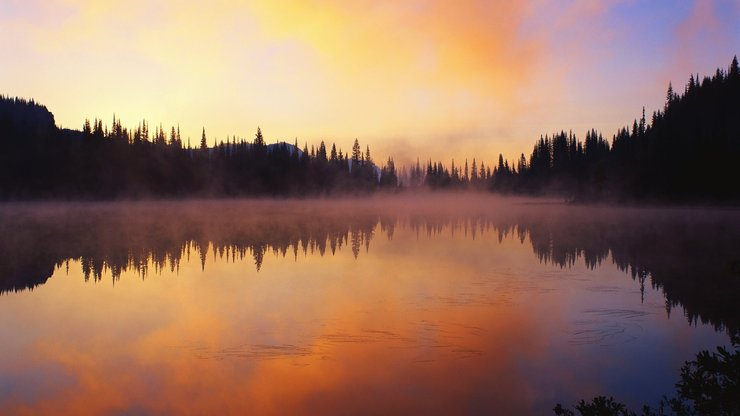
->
[2,56,738,201]
[401,157,494,190]
[488,56,740,202]
[401,57,740,203]
[0,100,398,198]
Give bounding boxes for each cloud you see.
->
[674,0,739,76]
[676,0,722,67]
[7,0,732,165]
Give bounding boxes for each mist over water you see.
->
[0,195,737,414]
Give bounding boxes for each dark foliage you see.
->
[555,335,740,415]
[553,396,641,416]
[0,100,397,199]
[675,337,740,415]
[490,57,740,203]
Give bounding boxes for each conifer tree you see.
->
[254,127,265,147]
[666,82,675,109]
[330,143,338,161]
[352,139,361,162]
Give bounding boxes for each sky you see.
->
[1,0,739,166]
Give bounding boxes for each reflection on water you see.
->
[0,196,738,414]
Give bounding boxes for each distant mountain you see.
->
[267,141,303,157]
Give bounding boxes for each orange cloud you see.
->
[3,1,553,162]
[7,0,717,166]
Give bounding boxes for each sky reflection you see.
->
[0,198,735,414]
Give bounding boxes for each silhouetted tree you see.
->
[254,126,265,147]
[486,57,740,202]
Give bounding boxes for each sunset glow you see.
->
[2,0,739,163]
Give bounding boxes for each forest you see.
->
[1,57,738,201]
[0,100,398,198]
[420,57,740,202]
[486,56,740,202]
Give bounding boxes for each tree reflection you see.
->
[0,202,386,292]
[1,201,739,337]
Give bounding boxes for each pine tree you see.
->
[254,127,265,147]
[142,120,149,142]
[352,139,361,162]
[666,82,675,109]
[317,141,327,161]
[518,153,527,173]
[200,128,207,150]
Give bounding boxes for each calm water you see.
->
[0,196,737,415]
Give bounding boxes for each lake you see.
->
[0,196,737,415]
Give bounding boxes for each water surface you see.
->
[0,197,737,414]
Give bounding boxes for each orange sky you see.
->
[1,0,739,165]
